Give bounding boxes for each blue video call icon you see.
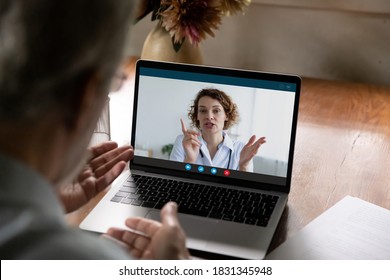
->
[185,164,192,171]
[185,164,217,175]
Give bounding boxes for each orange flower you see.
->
[135,0,251,51]
[160,0,221,47]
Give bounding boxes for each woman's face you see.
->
[197,96,228,134]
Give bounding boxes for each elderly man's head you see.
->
[0,0,136,184]
[0,0,134,124]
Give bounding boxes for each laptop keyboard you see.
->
[110,174,279,227]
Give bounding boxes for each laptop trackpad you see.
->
[145,210,218,249]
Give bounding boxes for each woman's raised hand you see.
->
[180,118,201,163]
[239,135,266,171]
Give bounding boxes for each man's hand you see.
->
[58,141,133,213]
[105,202,191,260]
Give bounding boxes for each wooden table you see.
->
[268,78,390,253]
[68,67,390,258]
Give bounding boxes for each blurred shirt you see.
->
[0,154,130,259]
[170,132,253,171]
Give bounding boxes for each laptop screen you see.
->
[131,60,300,193]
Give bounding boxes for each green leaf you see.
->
[161,144,174,156]
[151,0,162,21]
[172,37,184,52]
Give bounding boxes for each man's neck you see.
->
[0,120,67,186]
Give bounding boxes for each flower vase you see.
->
[141,24,203,65]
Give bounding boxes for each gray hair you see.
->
[0,0,136,123]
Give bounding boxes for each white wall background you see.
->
[134,76,295,163]
[125,0,390,86]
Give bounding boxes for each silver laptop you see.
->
[80,60,301,259]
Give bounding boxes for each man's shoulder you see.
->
[35,228,130,259]
[0,222,130,260]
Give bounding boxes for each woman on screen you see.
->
[169,88,266,172]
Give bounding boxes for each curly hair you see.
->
[188,88,239,130]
